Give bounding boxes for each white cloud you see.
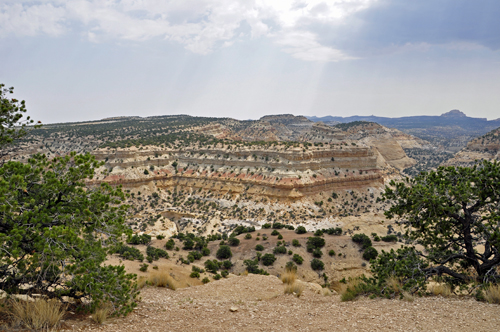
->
[0,0,376,61]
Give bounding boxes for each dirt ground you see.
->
[62,274,500,332]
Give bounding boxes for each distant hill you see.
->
[307,110,500,152]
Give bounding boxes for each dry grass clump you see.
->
[386,276,403,293]
[336,278,362,301]
[8,298,66,330]
[148,270,178,290]
[92,302,113,325]
[281,270,297,285]
[284,283,305,297]
[484,284,500,304]
[137,276,148,289]
[401,291,415,302]
[429,283,452,297]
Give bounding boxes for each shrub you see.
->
[285,261,297,272]
[202,277,210,284]
[262,253,277,266]
[245,233,252,239]
[216,245,232,259]
[255,244,264,251]
[325,227,342,235]
[128,234,152,245]
[146,246,169,261]
[277,234,283,240]
[262,223,271,229]
[295,226,307,234]
[221,270,229,278]
[189,251,203,260]
[183,238,195,250]
[381,235,398,242]
[8,298,66,330]
[244,259,268,275]
[115,244,144,262]
[201,247,210,256]
[352,233,372,249]
[483,284,500,304]
[204,260,220,274]
[281,268,297,284]
[156,234,165,240]
[292,254,304,265]
[363,247,378,260]
[311,258,324,271]
[273,246,287,254]
[213,274,222,280]
[272,223,284,229]
[271,230,280,236]
[139,264,149,272]
[284,283,304,297]
[314,229,323,236]
[329,250,336,256]
[292,239,301,247]
[190,271,200,278]
[228,237,240,246]
[165,239,175,250]
[288,250,293,255]
[312,248,323,258]
[306,236,325,252]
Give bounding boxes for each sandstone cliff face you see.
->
[443,127,500,167]
[91,144,384,200]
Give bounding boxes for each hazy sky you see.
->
[1,0,499,124]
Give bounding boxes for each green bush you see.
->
[115,244,144,262]
[128,234,151,245]
[292,254,304,265]
[352,234,372,249]
[221,270,229,278]
[245,233,252,239]
[146,246,169,261]
[228,237,240,246]
[312,248,323,258]
[213,274,222,280]
[255,244,264,251]
[325,227,342,235]
[306,237,325,252]
[292,239,301,247]
[216,245,232,259]
[311,258,324,271]
[244,259,269,275]
[314,229,323,236]
[201,247,210,256]
[273,246,287,254]
[285,261,297,272]
[202,277,210,284]
[277,234,283,240]
[295,226,307,234]
[139,263,149,272]
[262,223,271,229]
[328,250,336,256]
[381,235,398,242]
[271,230,280,236]
[183,238,195,250]
[363,247,378,260]
[165,239,175,250]
[204,260,220,274]
[288,250,293,255]
[262,253,277,266]
[190,271,200,278]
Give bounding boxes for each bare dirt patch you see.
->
[62,274,500,332]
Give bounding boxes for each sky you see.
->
[1,0,500,124]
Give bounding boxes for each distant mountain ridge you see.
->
[307,110,499,132]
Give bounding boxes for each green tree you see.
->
[0,84,39,156]
[383,161,500,284]
[0,153,138,314]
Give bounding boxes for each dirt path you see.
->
[63,274,500,332]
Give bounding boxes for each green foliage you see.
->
[204,260,220,274]
[201,247,210,256]
[312,248,323,258]
[0,84,38,154]
[128,234,151,245]
[271,230,280,236]
[352,234,372,249]
[325,227,342,235]
[190,271,200,278]
[362,247,378,261]
[285,261,297,272]
[381,235,398,242]
[328,250,336,256]
[146,246,169,261]
[314,229,323,236]
[0,153,137,315]
[231,225,255,236]
[202,277,210,284]
[244,233,252,239]
[262,223,271,229]
[292,239,301,247]
[306,237,325,252]
[244,259,269,275]
[292,254,304,265]
[273,246,287,255]
[384,161,500,283]
[261,254,277,266]
[295,226,307,234]
[139,264,149,272]
[213,274,222,280]
[311,258,324,271]
[165,239,175,250]
[216,245,232,259]
[115,244,144,262]
[255,244,264,251]
[227,237,240,246]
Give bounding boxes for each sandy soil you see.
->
[62,274,500,332]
